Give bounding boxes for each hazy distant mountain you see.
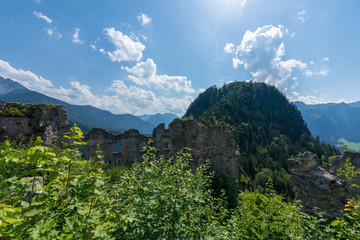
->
[0,77,28,95]
[294,101,360,147]
[138,113,178,128]
[0,76,155,134]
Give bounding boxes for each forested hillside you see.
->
[184,82,339,199]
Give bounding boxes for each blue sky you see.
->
[0,0,359,115]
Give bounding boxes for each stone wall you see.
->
[0,101,241,179]
[0,101,70,143]
[84,128,148,167]
[168,119,240,178]
[84,118,241,179]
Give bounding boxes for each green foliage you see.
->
[337,138,360,151]
[226,190,304,239]
[0,126,114,239]
[337,158,360,189]
[107,147,226,239]
[1,125,360,239]
[0,104,33,117]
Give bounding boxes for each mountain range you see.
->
[0,76,177,134]
[1,76,359,150]
[294,101,360,149]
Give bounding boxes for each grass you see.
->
[337,138,360,151]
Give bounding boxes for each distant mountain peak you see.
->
[0,76,28,95]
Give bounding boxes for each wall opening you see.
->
[113,143,120,153]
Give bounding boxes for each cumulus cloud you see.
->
[137,13,152,26]
[72,28,83,44]
[297,10,307,23]
[230,25,307,95]
[104,27,146,62]
[123,58,195,93]
[224,43,235,54]
[33,11,52,24]
[0,59,192,115]
[291,92,327,104]
[108,80,193,115]
[316,69,329,76]
[226,24,334,103]
[0,59,54,92]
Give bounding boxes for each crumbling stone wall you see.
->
[0,101,241,179]
[84,128,148,167]
[84,118,241,179]
[168,119,240,178]
[288,152,350,219]
[0,101,70,143]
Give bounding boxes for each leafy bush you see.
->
[1,126,360,239]
[0,126,114,239]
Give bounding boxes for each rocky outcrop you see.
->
[288,152,350,219]
[0,101,70,143]
[84,118,241,179]
[330,150,360,197]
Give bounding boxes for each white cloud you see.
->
[292,92,326,104]
[0,59,54,92]
[33,11,62,39]
[305,70,313,76]
[0,59,192,115]
[45,27,62,39]
[305,68,329,77]
[322,57,330,62]
[104,27,146,62]
[123,58,195,93]
[108,80,193,115]
[316,69,329,76]
[33,0,41,3]
[224,43,235,54]
[228,25,333,102]
[33,11,52,24]
[240,0,247,8]
[231,25,307,96]
[72,28,83,44]
[297,10,307,23]
[137,13,152,26]
[90,44,96,50]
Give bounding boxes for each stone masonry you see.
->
[84,118,241,179]
[0,100,70,143]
